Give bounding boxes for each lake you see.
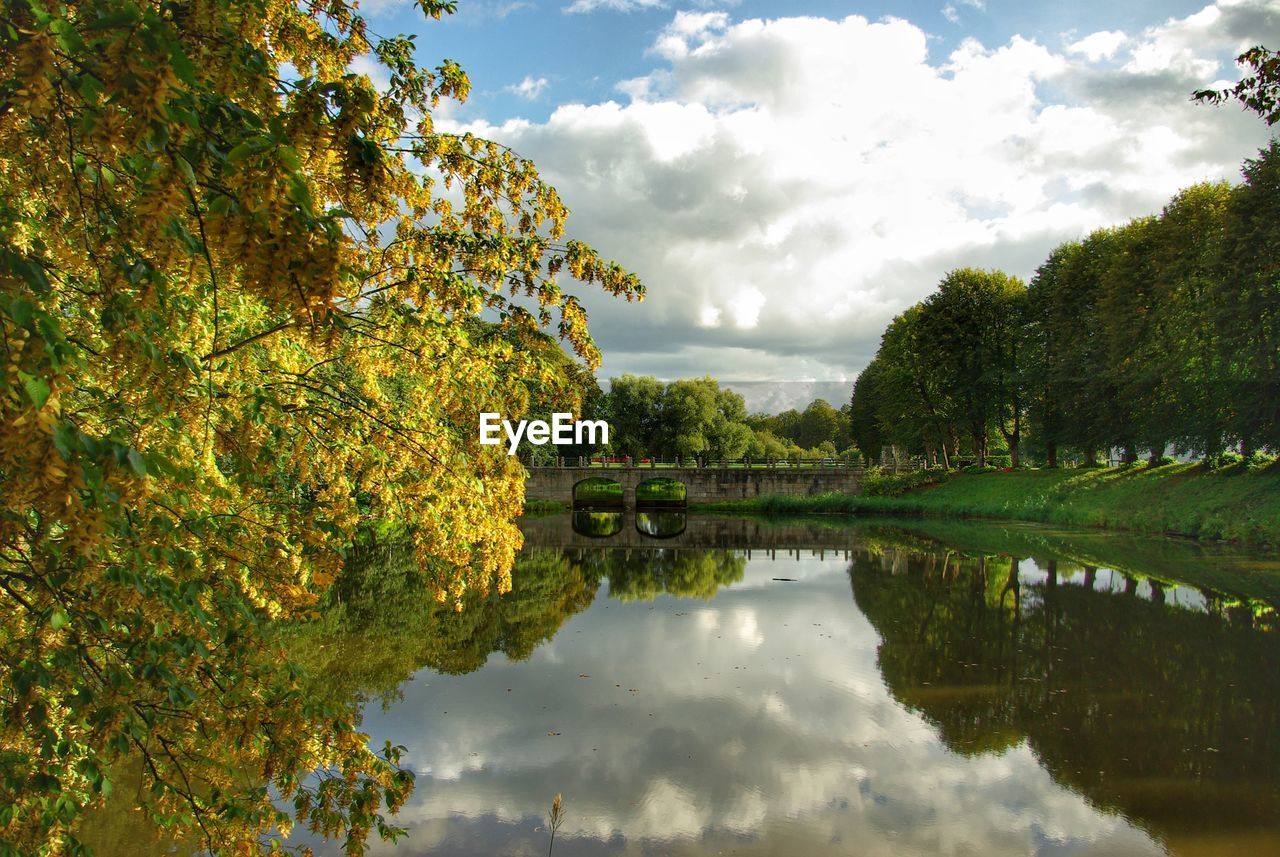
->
[280,513,1280,857]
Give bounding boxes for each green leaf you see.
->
[84,7,142,30]
[226,138,265,163]
[52,422,78,459]
[169,41,198,86]
[50,610,69,631]
[126,449,147,477]
[76,73,105,103]
[8,296,34,327]
[208,194,232,215]
[19,371,50,409]
[277,145,302,172]
[175,155,196,187]
[287,175,314,214]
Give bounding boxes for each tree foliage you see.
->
[0,0,640,852]
[1193,45,1280,126]
[852,142,1280,468]
[794,399,841,450]
[852,535,1280,842]
[601,375,833,462]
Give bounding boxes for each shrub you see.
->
[862,467,948,497]
[1246,451,1277,470]
[1210,451,1244,469]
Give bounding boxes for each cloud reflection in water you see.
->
[337,554,1162,857]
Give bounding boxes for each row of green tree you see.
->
[851,139,1280,469]
[522,371,859,464]
[584,375,856,463]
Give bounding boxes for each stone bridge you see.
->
[525,465,863,508]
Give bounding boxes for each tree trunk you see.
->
[1203,432,1219,464]
[1045,442,1058,469]
[1149,580,1166,605]
[1001,557,1021,610]
[1122,445,1137,465]
[999,424,1021,469]
[973,430,987,468]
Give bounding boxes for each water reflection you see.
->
[589,547,744,601]
[285,515,1280,856]
[80,516,1280,856]
[852,543,1280,850]
[571,509,624,538]
[634,510,687,538]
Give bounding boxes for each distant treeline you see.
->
[525,374,857,463]
[602,375,856,463]
[851,140,1280,469]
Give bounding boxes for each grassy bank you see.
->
[861,516,1280,604]
[692,463,1280,546]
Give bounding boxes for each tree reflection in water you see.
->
[79,519,1280,856]
[571,510,625,537]
[850,534,1280,848]
[288,538,745,708]
[635,510,687,538]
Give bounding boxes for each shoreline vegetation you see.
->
[688,464,1280,547]
[854,516,1280,607]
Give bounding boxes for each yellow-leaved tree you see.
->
[0,0,640,852]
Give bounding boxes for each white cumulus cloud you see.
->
[506,75,550,99]
[448,2,1279,388]
[1066,29,1129,61]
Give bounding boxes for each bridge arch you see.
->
[572,476,623,508]
[635,476,687,507]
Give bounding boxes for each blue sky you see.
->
[372,1,1219,123]
[356,0,1278,411]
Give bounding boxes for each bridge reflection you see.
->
[635,510,687,538]
[526,511,861,557]
[571,510,626,538]
[571,509,689,539]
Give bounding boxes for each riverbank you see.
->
[692,463,1280,547]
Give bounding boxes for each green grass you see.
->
[572,477,624,504]
[692,462,1280,546]
[635,477,687,502]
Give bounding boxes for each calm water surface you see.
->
[284,514,1280,857]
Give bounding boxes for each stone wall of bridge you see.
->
[524,465,862,508]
